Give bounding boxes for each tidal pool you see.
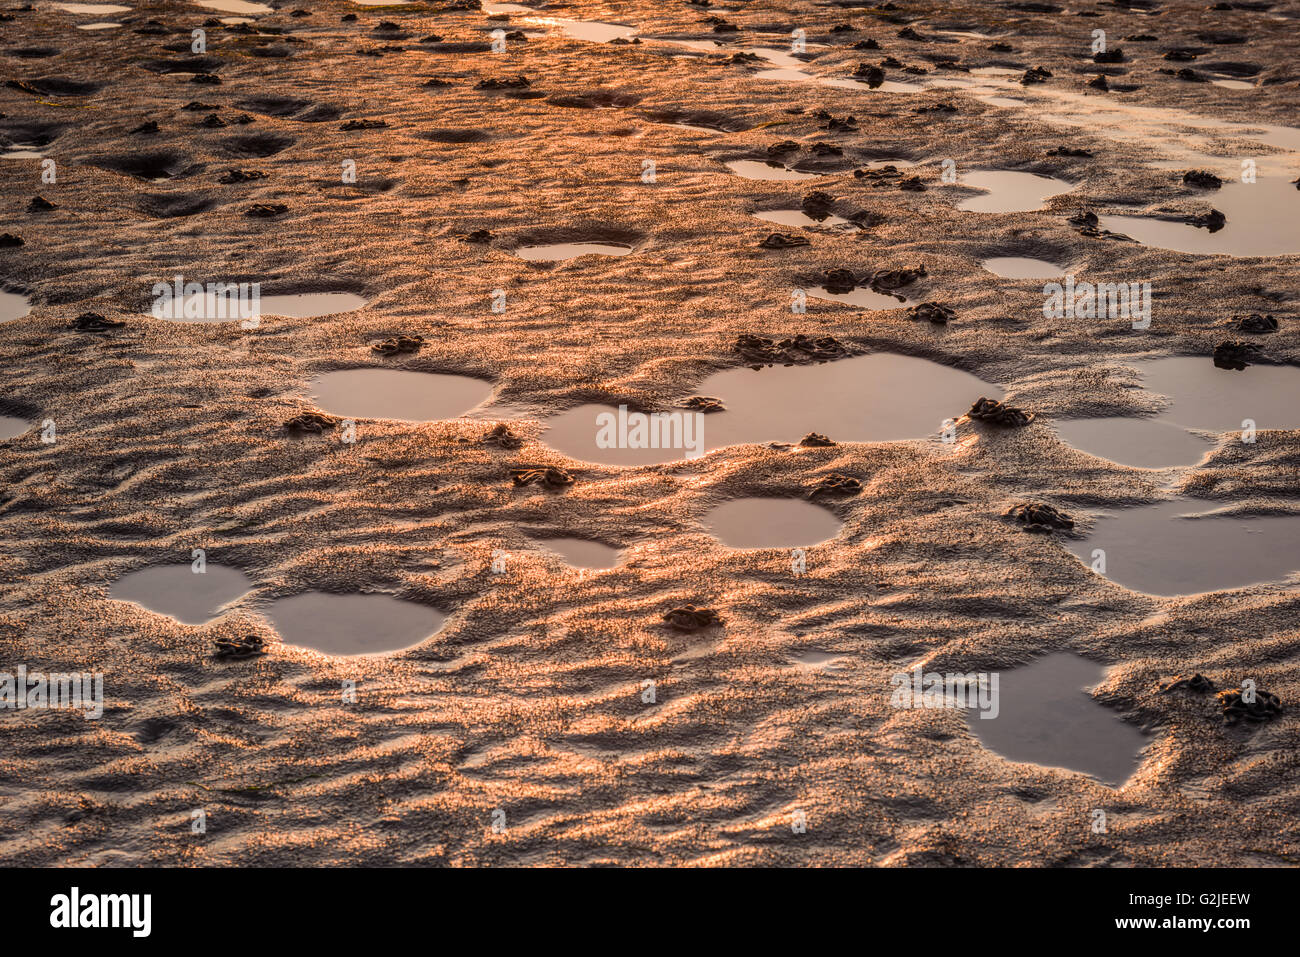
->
[0,416,30,440]
[806,285,912,310]
[109,564,254,626]
[150,289,367,323]
[754,209,858,231]
[703,497,843,548]
[308,369,495,422]
[1,290,32,323]
[1138,356,1300,433]
[52,2,130,11]
[981,256,1066,279]
[534,537,622,569]
[540,352,1001,465]
[1099,178,1300,257]
[964,653,1149,788]
[193,0,271,13]
[261,592,446,656]
[514,243,633,261]
[1053,356,1300,467]
[725,159,825,182]
[955,170,1075,213]
[1052,417,1215,469]
[1064,499,1300,596]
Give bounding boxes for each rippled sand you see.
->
[1,0,1298,867]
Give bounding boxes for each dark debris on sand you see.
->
[809,473,862,497]
[510,466,574,488]
[1005,502,1074,532]
[734,333,854,367]
[662,605,723,631]
[967,397,1034,427]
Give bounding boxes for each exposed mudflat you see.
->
[1,0,1299,867]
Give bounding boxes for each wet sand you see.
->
[1,0,1298,867]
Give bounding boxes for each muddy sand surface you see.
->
[1,0,1299,866]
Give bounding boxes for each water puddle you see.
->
[789,649,848,671]
[703,497,842,548]
[820,76,922,93]
[193,0,272,13]
[52,2,130,11]
[109,564,253,626]
[539,352,1001,465]
[0,416,30,440]
[517,16,635,43]
[1,290,32,323]
[307,369,495,423]
[76,21,121,28]
[754,209,858,231]
[1053,417,1214,469]
[748,47,919,92]
[725,159,825,182]
[1054,356,1300,468]
[259,292,367,318]
[1138,356,1300,433]
[484,3,634,42]
[534,537,622,569]
[1,144,43,160]
[964,653,1148,788]
[954,170,1075,213]
[260,592,446,656]
[1010,86,1300,163]
[1064,499,1300,596]
[806,285,912,310]
[513,242,633,261]
[1211,78,1255,91]
[980,256,1066,279]
[1099,178,1300,257]
[149,290,366,323]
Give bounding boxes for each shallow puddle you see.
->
[755,209,858,231]
[980,256,1066,279]
[0,144,43,160]
[1052,417,1214,469]
[308,368,495,422]
[259,292,368,318]
[725,159,824,182]
[1099,178,1300,257]
[807,285,913,310]
[0,416,29,440]
[1138,356,1300,433]
[109,564,253,626]
[534,537,622,569]
[52,2,130,11]
[150,290,366,323]
[821,76,922,93]
[539,352,1001,465]
[76,21,121,28]
[980,95,1027,108]
[194,0,271,13]
[955,170,1074,213]
[964,653,1148,788]
[1,290,32,323]
[260,592,445,656]
[513,242,633,261]
[789,649,848,671]
[1064,499,1300,596]
[518,15,635,43]
[703,497,843,548]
